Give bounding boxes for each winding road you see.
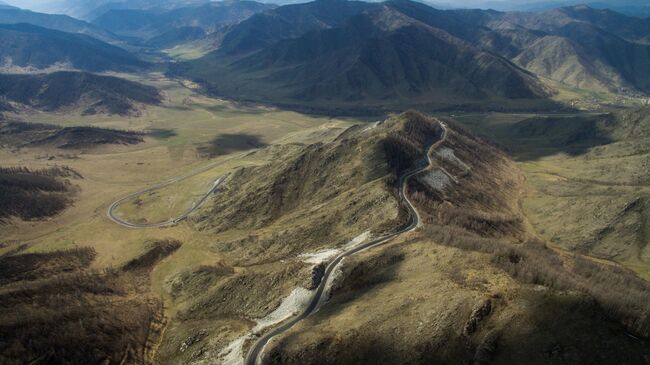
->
[106,176,226,228]
[107,172,227,229]
[244,120,449,365]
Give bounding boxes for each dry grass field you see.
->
[450,111,650,280]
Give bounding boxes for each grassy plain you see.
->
[0,72,359,268]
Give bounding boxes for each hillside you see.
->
[0,165,81,221]
[500,109,650,269]
[452,107,650,278]
[513,35,629,94]
[0,23,146,72]
[176,0,552,110]
[0,6,118,42]
[0,120,145,149]
[442,5,650,97]
[147,112,650,364]
[500,5,650,44]
[0,240,180,364]
[256,113,650,365]
[0,72,161,115]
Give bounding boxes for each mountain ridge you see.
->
[175,0,553,110]
[0,23,147,72]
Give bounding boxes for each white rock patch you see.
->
[343,231,371,250]
[216,231,372,365]
[363,121,383,133]
[421,169,451,191]
[436,147,470,171]
[299,248,341,265]
[253,288,312,332]
[216,288,313,365]
[218,336,247,365]
[299,231,371,265]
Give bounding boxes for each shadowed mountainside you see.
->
[0,165,81,221]
[173,0,553,110]
[0,23,146,72]
[0,120,145,149]
[0,240,181,364]
[93,0,275,44]
[0,72,161,115]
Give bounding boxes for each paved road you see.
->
[244,120,449,365]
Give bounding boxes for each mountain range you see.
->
[2,0,650,110]
[428,0,650,17]
[0,6,118,42]
[175,0,555,110]
[0,23,146,71]
[160,0,650,110]
[92,0,275,43]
